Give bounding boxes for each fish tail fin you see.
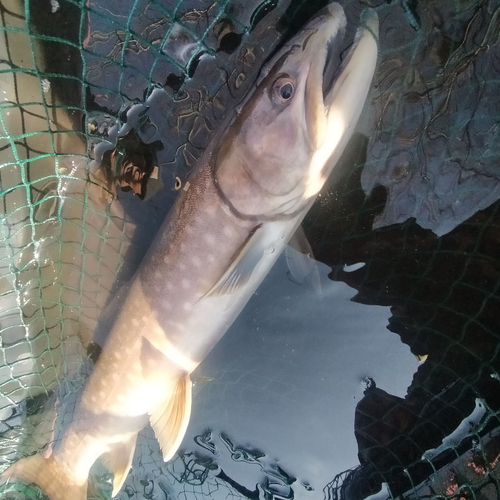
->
[2,453,87,500]
[150,371,192,462]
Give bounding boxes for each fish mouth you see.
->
[299,3,379,118]
[322,30,343,101]
[312,4,380,103]
[322,7,379,108]
[324,8,379,104]
[302,4,379,197]
[298,3,347,151]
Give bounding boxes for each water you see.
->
[1,0,500,499]
[186,256,417,492]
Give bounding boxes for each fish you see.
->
[1,3,378,499]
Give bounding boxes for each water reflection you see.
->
[304,135,500,499]
[363,0,500,237]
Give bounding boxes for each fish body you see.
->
[1,4,378,499]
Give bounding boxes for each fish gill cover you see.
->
[0,0,499,499]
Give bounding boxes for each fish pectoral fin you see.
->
[204,225,266,298]
[102,433,138,497]
[285,226,322,294]
[150,372,192,462]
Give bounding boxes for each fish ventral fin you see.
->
[203,225,266,298]
[101,433,138,497]
[150,371,192,462]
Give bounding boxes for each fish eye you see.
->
[273,77,295,103]
[280,83,293,100]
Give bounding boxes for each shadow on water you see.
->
[303,133,500,499]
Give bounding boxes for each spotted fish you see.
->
[1,3,378,499]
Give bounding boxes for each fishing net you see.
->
[0,0,500,498]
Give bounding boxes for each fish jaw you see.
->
[304,8,379,198]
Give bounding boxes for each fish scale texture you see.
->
[1,0,500,499]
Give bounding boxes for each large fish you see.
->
[1,3,378,499]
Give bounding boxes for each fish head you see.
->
[214,2,378,220]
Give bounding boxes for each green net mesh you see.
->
[1,0,500,498]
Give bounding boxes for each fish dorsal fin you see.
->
[101,433,138,497]
[204,225,266,298]
[285,225,322,294]
[149,372,192,462]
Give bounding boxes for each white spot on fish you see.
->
[164,255,170,264]
[112,373,119,381]
[132,318,139,327]
[168,320,186,332]
[205,234,215,245]
[181,279,190,289]
[179,263,186,271]
[115,352,122,360]
[183,302,191,311]
[191,256,202,267]
[162,302,172,311]
[223,227,233,236]
[142,316,148,323]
